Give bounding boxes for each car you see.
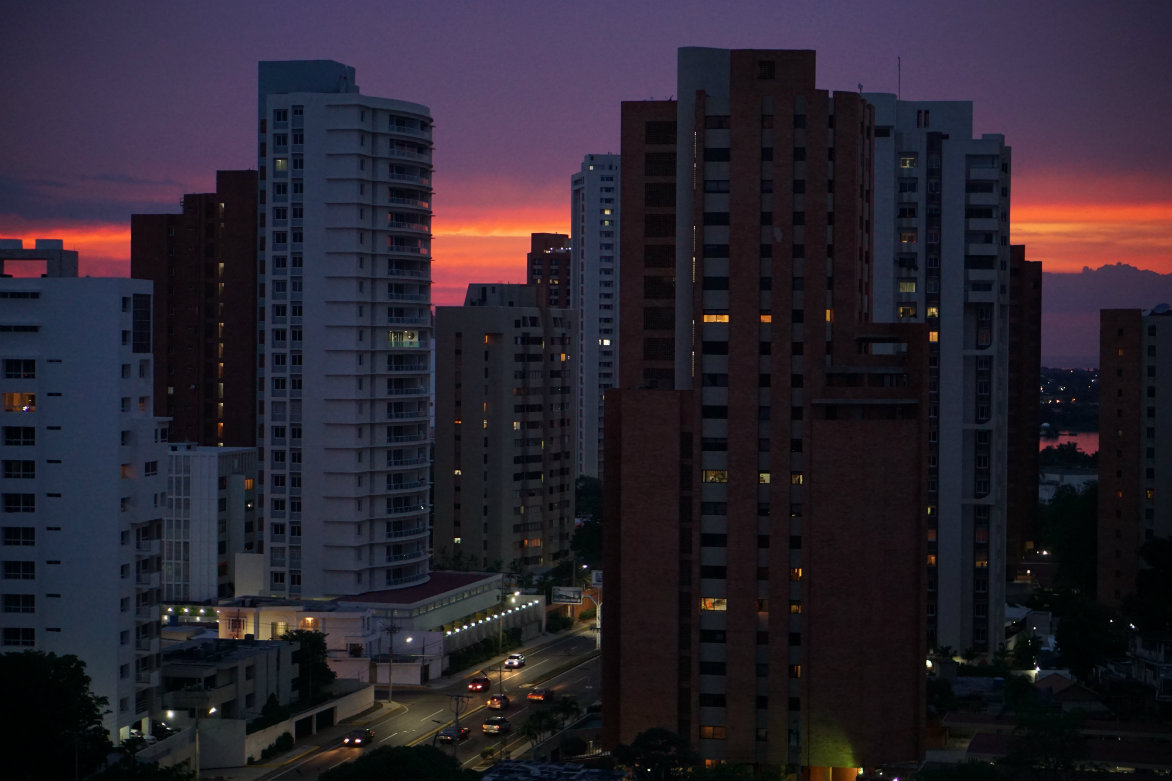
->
[527,687,552,702]
[127,729,157,746]
[482,715,512,735]
[486,694,511,709]
[468,675,491,692]
[504,652,526,668]
[151,721,177,741]
[342,728,375,747]
[437,726,470,744]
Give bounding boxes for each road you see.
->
[267,630,599,779]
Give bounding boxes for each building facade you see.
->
[526,232,572,309]
[571,154,621,479]
[433,284,576,572]
[1098,306,1171,606]
[1006,246,1042,578]
[1,246,168,742]
[256,61,434,598]
[603,49,927,776]
[867,95,1013,654]
[163,444,259,602]
[131,170,258,447]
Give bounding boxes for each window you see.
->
[2,627,34,646]
[2,527,34,546]
[2,428,34,446]
[701,470,728,483]
[2,494,34,513]
[2,393,35,413]
[699,725,727,740]
[2,461,34,479]
[3,561,34,579]
[2,594,34,613]
[699,598,728,611]
[2,360,34,379]
[899,154,917,168]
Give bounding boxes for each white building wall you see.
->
[868,95,1011,654]
[571,154,620,479]
[0,275,168,741]
[257,61,433,599]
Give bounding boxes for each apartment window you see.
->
[2,360,34,379]
[701,470,728,483]
[2,594,34,613]
[2,627,34,646]
[899,154,917,168]
[699,725,728,740]
[699,598,728,611]
[1,494,34,513]
[2,427,34,446]
[2,527,34,546]
[3,561,34,579]
[2,393,35,413]
[2,461,34,479]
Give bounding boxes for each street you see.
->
[263,629,599,779]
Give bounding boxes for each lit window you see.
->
[926,306,939,318]
[1146,489,1155,500]
[899,154,917,168]
[790,472,803,485]
[789,664,802,678]
[702,313,730,323]
[453,537,462,544]
[274,158,288,171]
[758,472,771,484]
[899,280,917,294]
[789,567,803,581]
[2,393,35,413]
[824,309,833,323]
[898,305,917,319]
[926,554,937,566]
[700,598,728,611]
[929,331,939,343]
[702,470,729,483]
[760,314,772,323]
[699,725,727,740]
[789,601,802,614]
[899,230,917,244]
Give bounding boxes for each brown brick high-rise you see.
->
[603,49,927,778]
[131,170,257,447]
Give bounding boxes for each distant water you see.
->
[1039,430,1099,455]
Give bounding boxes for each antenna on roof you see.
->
[898,56,902,100]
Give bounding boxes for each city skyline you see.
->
[2,1,1170,365]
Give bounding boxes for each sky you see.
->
[2,1,1170,362]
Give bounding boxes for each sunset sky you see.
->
[3,1,1169,323]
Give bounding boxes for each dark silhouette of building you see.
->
[527,232,572,308]
[131,170,258,447]
[1098,305,1171,606]
[1007,245,1042,579]
[603,48,927,776]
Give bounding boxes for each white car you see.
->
[504,653,525,668]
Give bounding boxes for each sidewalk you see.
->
[200,627,593,780]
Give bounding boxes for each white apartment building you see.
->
[570,154,620,479]
[163,444,258,602]
[868,95,1012,654]
[257,61,433,598]
[0,246,169,742]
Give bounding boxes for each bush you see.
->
[578,607,596,621]
[258,731,295,761]
[547,614,574,633]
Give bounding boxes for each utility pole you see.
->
[447,693,470,752]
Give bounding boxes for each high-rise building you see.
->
[131,170,258,447]
[526,232,572,309]
[162,444,259,602]
[571,154,621,479]
[1098,306,1171,606]
[603,49,927,775]
[867,94,1013,654]
[1007,246,1042,578]
[257,61,434,597]
[0,242,168,742]
[433,284,576,572]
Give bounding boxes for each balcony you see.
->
[388,123,430,140]
[386,478,428,494]
[136,604,158,621]
[387,148,431,163]
[387,172,431,187]
[387,196,430,210]
[136,669,159,687]
[135,636,158,653]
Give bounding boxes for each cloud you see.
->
[0,171,196,223]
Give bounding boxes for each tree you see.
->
[1054,598,1126,682]
[1002,704,1087,777]
[551,694,583,728]
[575,476,603,523]
[281,629,337,704]
[612,727,698,780]
[1122,536,1172,632]
[1035,483,1098,597]
[0,650,112,781]
[1010,633,1041,669]
[519,709,559,748]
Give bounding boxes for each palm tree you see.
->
[552,695,582,728]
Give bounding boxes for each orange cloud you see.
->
[1,219,131,277]
[1012,201,1172,273]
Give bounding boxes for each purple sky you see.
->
[2,0,1170,365]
